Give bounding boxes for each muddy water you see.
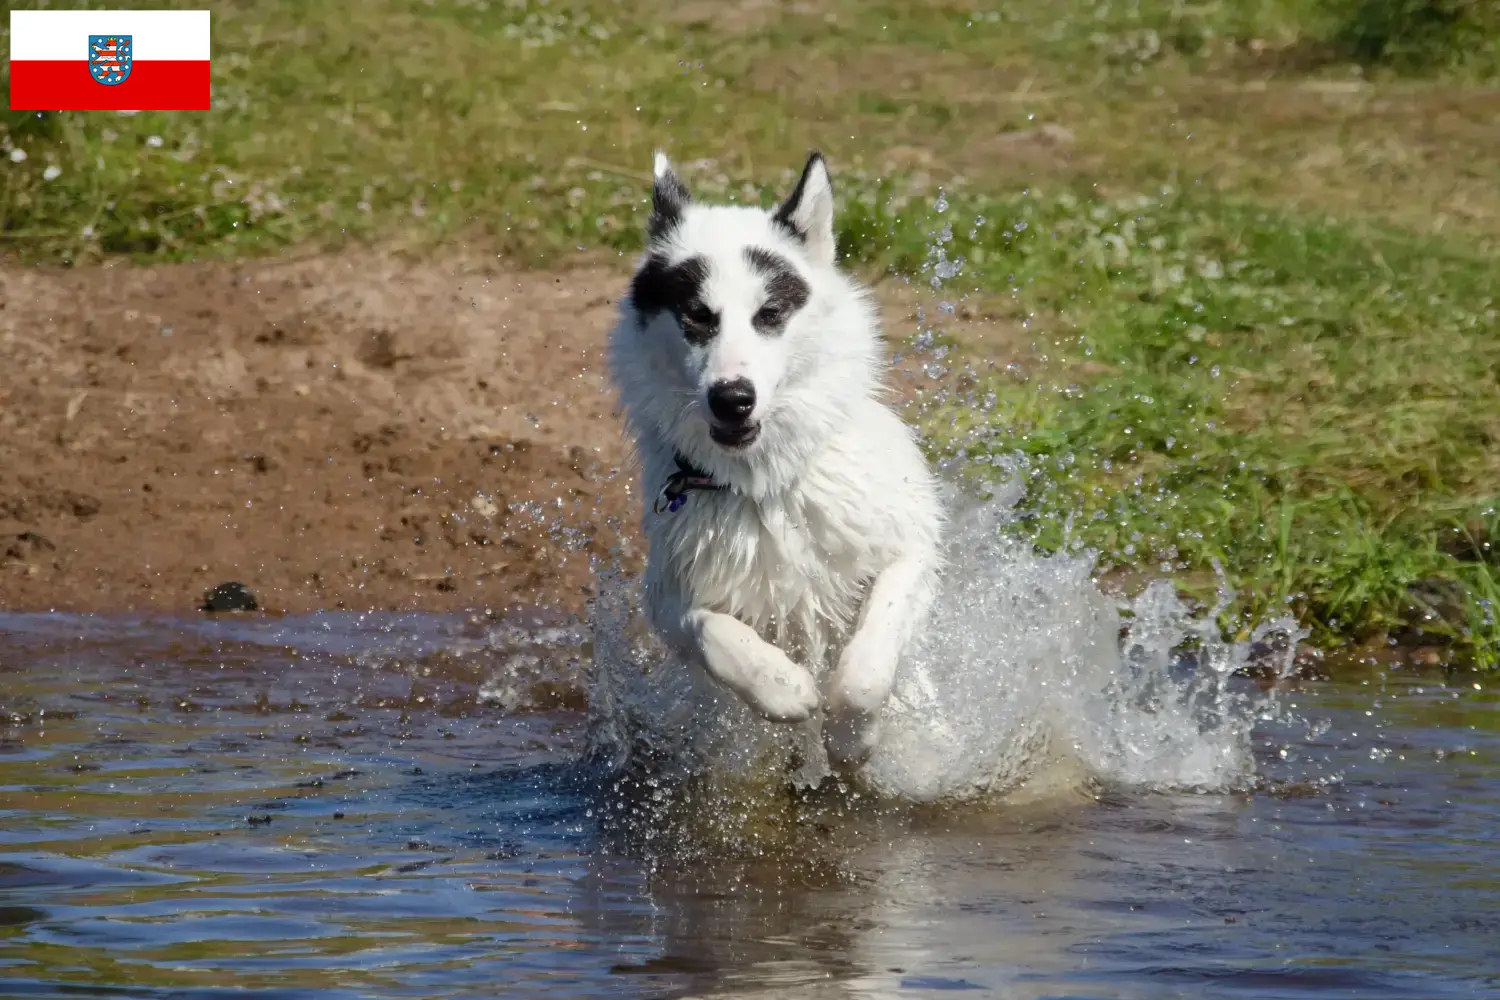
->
[1,612,1497,999]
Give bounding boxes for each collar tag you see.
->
[654,455,727,514]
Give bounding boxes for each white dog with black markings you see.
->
[607,150,943,768]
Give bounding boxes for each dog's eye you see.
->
[681,305,716,329]
[754,305,784,328]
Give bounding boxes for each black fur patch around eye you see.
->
[630,253,718,344]
[745,247,810,335]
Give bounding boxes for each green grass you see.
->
[2,0,1498,665]
[1028,0,1500,74]
[1325,0,1500,71]
[844,187,1499,666]
[5,0,1500,263]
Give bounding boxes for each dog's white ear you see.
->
[773,152,835,266]
[649,151,691,243]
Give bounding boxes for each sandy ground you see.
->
[0,250,1021,617]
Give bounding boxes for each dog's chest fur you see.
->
[651,464,887,670]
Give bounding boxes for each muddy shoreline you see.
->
[0,252,643,616]
[1,251,1000,618]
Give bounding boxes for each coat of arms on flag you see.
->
[88,35,133,86]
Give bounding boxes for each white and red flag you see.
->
[9,9,210,111]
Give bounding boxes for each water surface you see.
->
[1,611,1497,998]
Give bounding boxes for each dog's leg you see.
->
[685,609,821,723]
[824,555,935,766]
[646,581,820,723]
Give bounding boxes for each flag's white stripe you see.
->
[9,10,210,61]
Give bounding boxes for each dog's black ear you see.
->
[773,151,835,266]
[649,151,691,243]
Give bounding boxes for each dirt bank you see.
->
[0,251,1020,617]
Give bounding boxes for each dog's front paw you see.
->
[739,650,821,723]
[823,699,882,768]
[697,614,820,723]
[822,654,895,767]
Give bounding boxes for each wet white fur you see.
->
[608,152,943,767]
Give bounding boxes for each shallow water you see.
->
[2,611,1498,998]
[587,488,1307,803]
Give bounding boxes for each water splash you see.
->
[865,480,1302,800]
[585,479,1301,804]
[585,189,1303,804]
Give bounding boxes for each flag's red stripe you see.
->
[9,61,210,111]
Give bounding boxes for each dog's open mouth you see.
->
[710,422,760,449]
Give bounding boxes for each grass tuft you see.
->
[1326,0,1500,71]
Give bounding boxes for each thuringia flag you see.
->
[9,10,210,111]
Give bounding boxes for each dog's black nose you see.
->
[707,378,756,424]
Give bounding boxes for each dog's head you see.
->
[622,151,846,456]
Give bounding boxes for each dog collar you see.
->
[654,454,727,514]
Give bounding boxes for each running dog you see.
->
[607,150,943,766]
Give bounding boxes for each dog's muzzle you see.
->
[707,378,760,449]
